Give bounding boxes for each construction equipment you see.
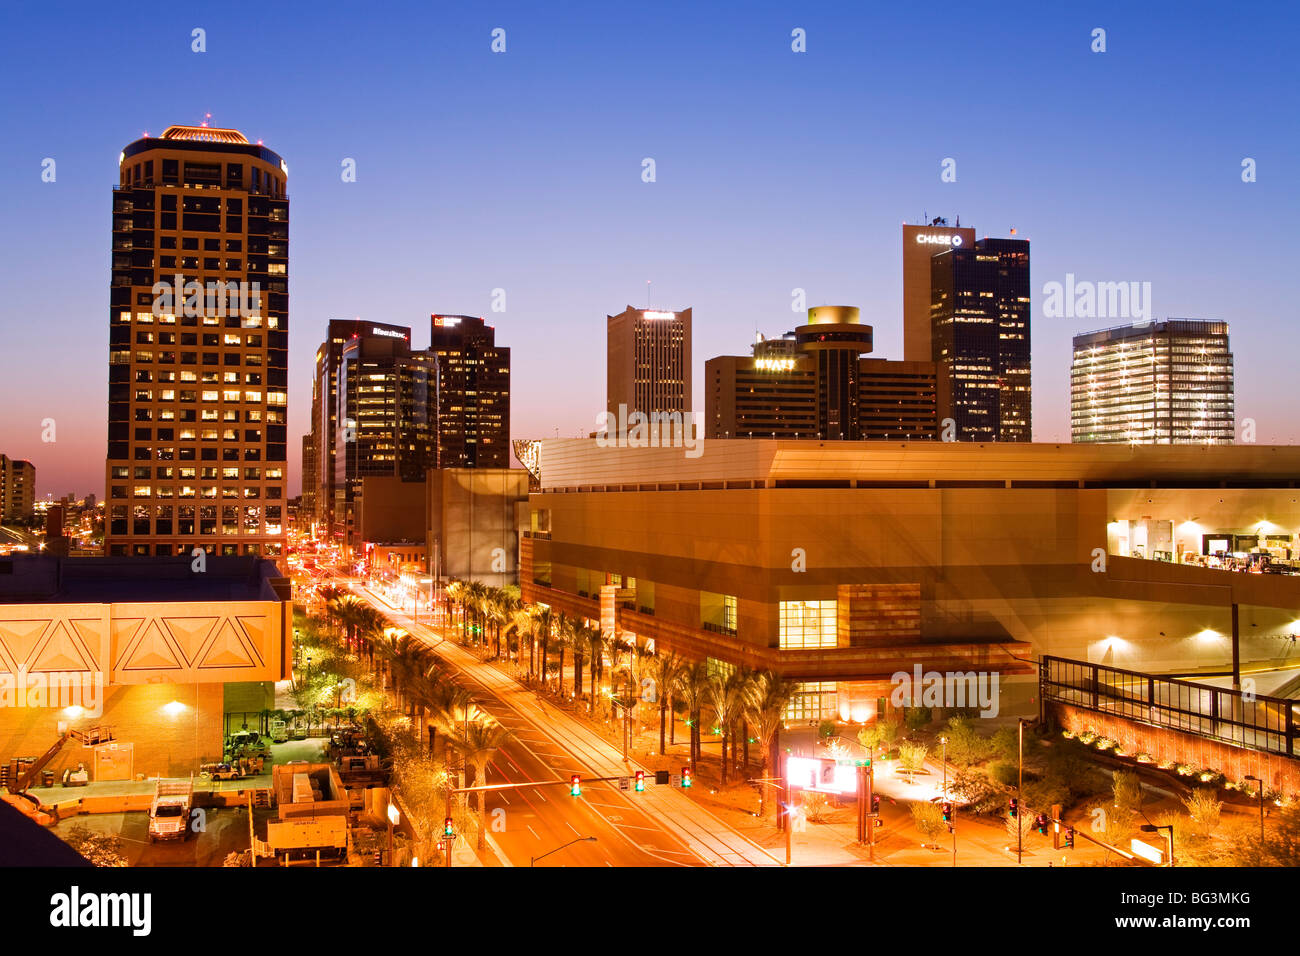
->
[148,775,194,842]
[4,726,114,795]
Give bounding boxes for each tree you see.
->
[530,605,554,690]
[674,661,714,769]
[748,671,795,817]
[911,801,947,845]
[649,650,687,755]
[1112,770,1144,813]
[585,623,606,715]
[456,717,512,851]
[899,741,929,776]
[568,618,595,705]
[707,668,753,786]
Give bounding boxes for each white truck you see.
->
[148,775,194,842]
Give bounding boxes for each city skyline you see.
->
[2,2,1298,499]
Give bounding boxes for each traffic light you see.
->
[1008,797,1018,818]
[1064,826,1075,849]
[871,794,880,813]
[634,770,645,792]
[681,766,693,789]
[1035,812,1049,835]
[570,774,582,797]
[443,817,454,838]
[941,802,952,823]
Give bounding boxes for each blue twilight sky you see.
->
[0,0,1297,498]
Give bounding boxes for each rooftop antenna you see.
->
[200,111,211,128]
[646,280,651,309]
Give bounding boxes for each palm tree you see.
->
[650,650,687,755]
[530,605,554,691]
[445,579,467,643]
[568,619,594,705]
[456,716,511,851]
[674,661,714,770]
[748,671,796,817]
[318,585,345,638]
[586,625,606,715]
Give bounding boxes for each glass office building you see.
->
[1071,319,1235,444]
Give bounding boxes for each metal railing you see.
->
[1041,655,1297,756]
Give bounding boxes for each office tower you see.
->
[428,315,511,469]
[106,125,288,558]
[902,220,975,362]
[1071,319,1235,444]
[333,326,437,545]
[0,455,35,522]
[606,306,692,425]
[312,319,406,533]
[929,237,1032,442]
[705,308,947,440]
[300,432,315,526]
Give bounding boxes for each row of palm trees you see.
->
[313,586,509,852]
[315,581,801,820]
[442,578,799,812]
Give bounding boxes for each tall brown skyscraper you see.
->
[606,306,692,423]
[106,125,288,558]
[902,220,974,362]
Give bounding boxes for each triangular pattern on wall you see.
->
[29,620,94,673]
[71,619,105,671]
[111,619,144,670]
[0,618,53,672]
[121,619,185,671]
[161,617,217,667]
[235,617,267,667]
[197,618,256,669]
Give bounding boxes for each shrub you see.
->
[1183,787,1222,836]
[991,727,1021,762]
[1112,770,1144,812]
[1023,775,1071,812]
[817,720,837,742]
[991,761,1019,788]
[911,801,947,841]
[944,717,994,766]
[802,791,832,823]
[876,716,902,751]
[898,741,929,774]
[904,706,932,731]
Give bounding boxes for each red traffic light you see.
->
[570,774,582,796]
[634,770,645,792]
[443,817,454,838]
[941,802,952,823]
[681,766,693,788]
[1008,797,1018,818]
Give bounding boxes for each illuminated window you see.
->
[779,600,838,649]
[784,682,837,721]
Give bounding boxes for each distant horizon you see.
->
[2,1,1296,499]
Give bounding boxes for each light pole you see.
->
[1244,774,1265,844]
[531,835,596,867]
[1140,823,1175,867]
[1017,718,1025,866]
[387,802,400,866]
[939,735,948,798]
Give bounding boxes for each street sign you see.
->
[670,773,681,788]
[618,776,630,791]
[655,770,670,786]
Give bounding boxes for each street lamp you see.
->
[1244,774,1265,844]
[1139,823,1174,867]
[387,802,400,866]
[1017,718,1025,865]
[530,835,596,867]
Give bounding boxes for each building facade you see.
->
[0,456,35,522]
[522,439,1300,722]
[106,125,289,558]
[333,327,436,546]
[429,315,511,469]
[929,237,1032,442]
[606,306,692,425]
[902,220,975,363]
[1071,319,1235,444]
[705,308,946,440]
